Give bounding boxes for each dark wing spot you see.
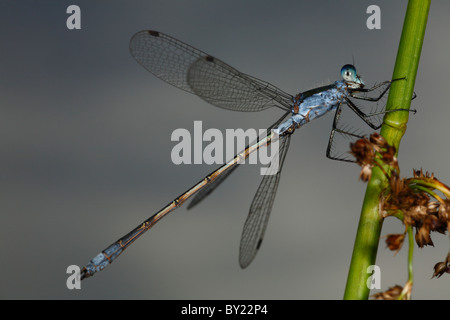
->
[148,30,160,37]
[205,55,215,62]
[256,238,263,250]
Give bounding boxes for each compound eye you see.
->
[340,64,357,82]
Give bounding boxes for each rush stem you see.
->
[343,0,430,300]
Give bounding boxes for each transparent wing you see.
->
[130,30,293,112]
[239,134,291,268]
[187,111,291,209]
[187,164,239,210]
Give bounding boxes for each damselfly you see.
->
[80,30,412,279]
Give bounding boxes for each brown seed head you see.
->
[371,285,403,300]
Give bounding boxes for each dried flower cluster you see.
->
[432,252,450,279]
[351,133,450,298]
[383,169,449,249]
[371,285,403,300]
[350,133,397,181]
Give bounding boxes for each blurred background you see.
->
[1,0,449,299]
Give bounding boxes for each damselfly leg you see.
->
[326,78,416,162]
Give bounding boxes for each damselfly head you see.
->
[341,64,364,89]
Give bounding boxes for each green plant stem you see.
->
[398,226,414,300]
[343,0,430,300]
[407,225,414,281]
[410,184,443,202]
[409,179,450,198]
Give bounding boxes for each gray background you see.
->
[1,0,449,299]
